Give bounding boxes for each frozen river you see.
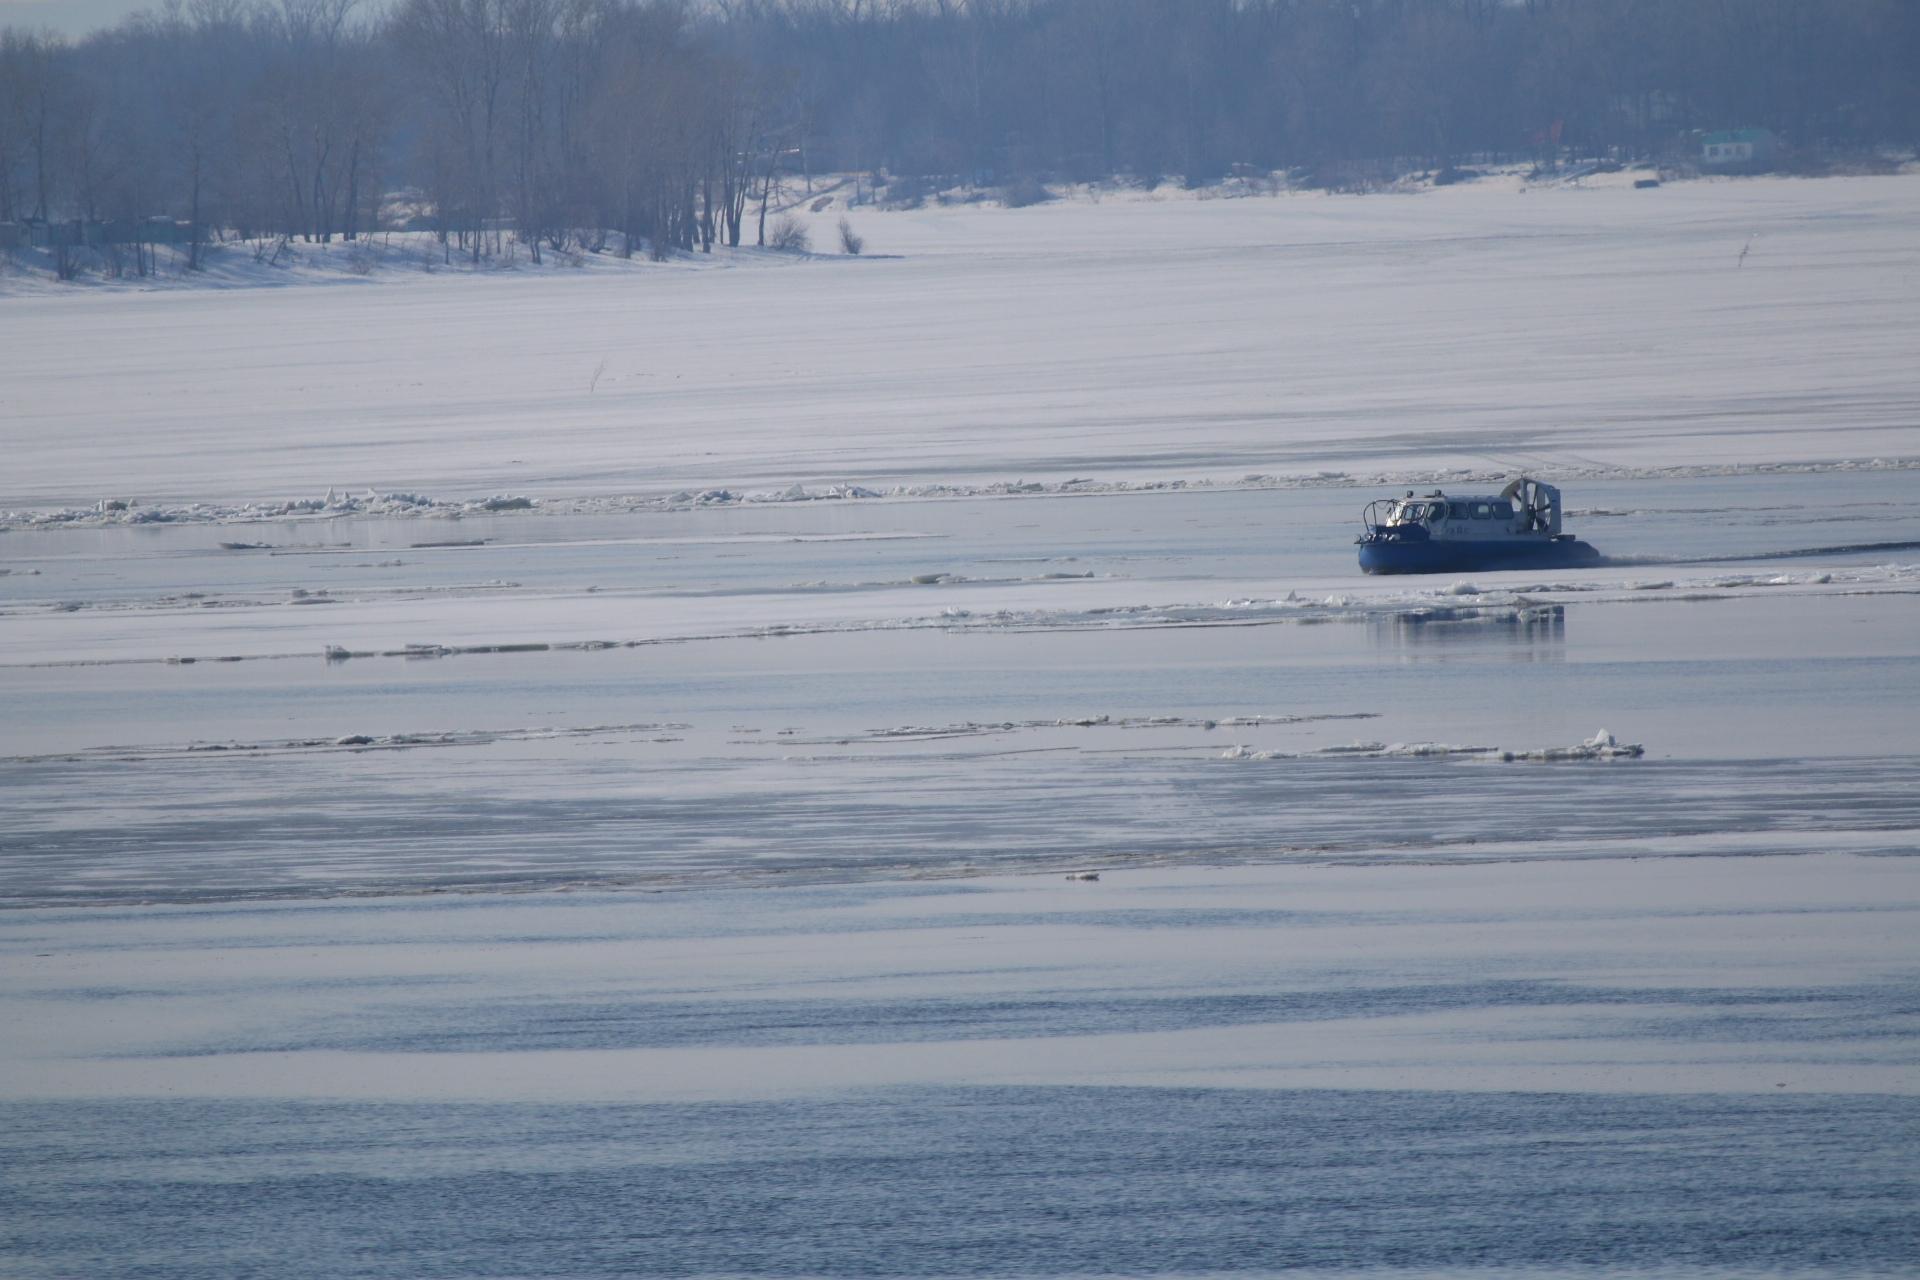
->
[4,471,1919,903]
[4,180,1919,1278]
[5,470,1919,1278]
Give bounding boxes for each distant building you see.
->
[1701,128,1778,171]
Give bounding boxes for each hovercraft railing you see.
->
[1358,500,1431,545]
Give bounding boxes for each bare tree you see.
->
[0,30,78,223]
[396,0,512,261]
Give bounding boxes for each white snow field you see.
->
[4,176,1920,1279]
[3,174,1918,513]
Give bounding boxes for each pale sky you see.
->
[4,0,181,36]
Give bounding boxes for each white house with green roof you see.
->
[1701,128,1778,170]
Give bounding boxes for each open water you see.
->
[6,1089,1918,1278]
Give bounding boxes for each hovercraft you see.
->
[1356,478,1600,575]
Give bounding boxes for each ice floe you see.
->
[11,458,1920,534]
[16,554,1920,671]
[1,487,535,531]
[1499,729,1646,762]
[850,712,1377,743]
[1222,728,1644,764]
[5,722,696,764]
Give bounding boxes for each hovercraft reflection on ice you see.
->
[1357,478,1600,574]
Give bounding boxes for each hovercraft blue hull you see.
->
[1357,538,1600,575]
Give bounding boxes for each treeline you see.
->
[3,0,1917,266]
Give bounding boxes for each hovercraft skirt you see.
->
[1358,539,1601,575]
